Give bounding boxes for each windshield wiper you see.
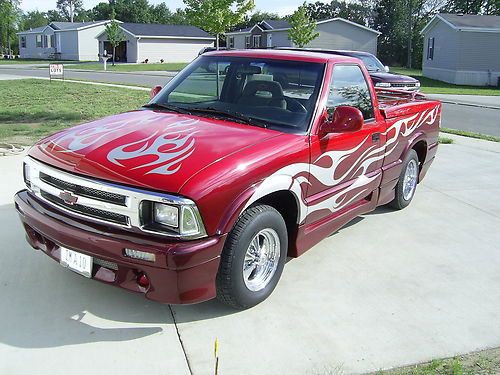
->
[187,107,268,128]
[142,103,192,115]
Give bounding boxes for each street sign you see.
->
[49,63,64,81]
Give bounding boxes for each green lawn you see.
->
[65,62,189,72]
[0,79,148,145]
[374,347,500,375]
[0,58,77,65]
[391,67,500,96]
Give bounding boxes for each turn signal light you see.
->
[124,248,156,262]
[137,272,150,288]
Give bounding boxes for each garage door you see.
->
[138,38,214,63]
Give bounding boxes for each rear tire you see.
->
[389,149,419,210]
[216,205,288,309]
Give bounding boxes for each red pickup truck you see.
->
[15,50,441,309]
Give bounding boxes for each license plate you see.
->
[60,247,93,278]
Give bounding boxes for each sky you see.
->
[19,0,304,16]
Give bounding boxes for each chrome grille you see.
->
[40,172,127,206]
[391,82,418,88]
[24,156,205,238]
[41,191,129,225]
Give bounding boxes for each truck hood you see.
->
[370,71,418,84]
[28,110,282,193]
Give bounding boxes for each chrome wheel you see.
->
[243,228,281,292]
[403,159,418,201]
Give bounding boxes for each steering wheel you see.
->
[284,97,307,113]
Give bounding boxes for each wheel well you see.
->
[412,140,427,167]
[252,191,299,256]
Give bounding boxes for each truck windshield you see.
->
[355,54,386,72]
[150,55,325,133]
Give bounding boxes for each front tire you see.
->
[216,205,288,309]
[389,149,419,210]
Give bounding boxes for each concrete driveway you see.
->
[1,135,500,374]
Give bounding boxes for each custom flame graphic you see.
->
[249,105,440,223]
[39,111,199,176]
[107,118,198,175]
[42,112,166,153]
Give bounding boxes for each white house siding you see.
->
[57,30,79,60]
[231,34,247,49]
[137,38,213,63]
[19,28,56,59]
[423,20,500,86]
[305,21,378,54]
[270,30,292,47]
[77,25,107,61]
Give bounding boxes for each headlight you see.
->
[415,81,421,87]
[375,82,391,88]
[154,203,178,227]
[23,162,31,188]
[142,200,207,238]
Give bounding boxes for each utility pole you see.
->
[406,0,412,68]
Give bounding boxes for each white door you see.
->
[267,34,272,48]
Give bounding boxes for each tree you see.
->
[288,2,319,48]
[20,10,48,30]
[184,0,255,49]
[56,0,84,22]
[104,10,125,65]
[0,0,20,56]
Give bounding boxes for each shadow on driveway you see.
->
[0,203,237,349]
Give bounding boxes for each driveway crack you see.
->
[168,305,193,375]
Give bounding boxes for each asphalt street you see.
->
[0,65,172,87]
[441,103,500,137]
[1,135,500,374]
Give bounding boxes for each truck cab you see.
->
[15,50,441,309]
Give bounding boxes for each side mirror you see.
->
[321,106,364,135]
[384,65,390,72]
[150,85,162,99]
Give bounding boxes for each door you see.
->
[267,34,272,48]
[305,63,386,225]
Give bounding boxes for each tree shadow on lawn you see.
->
[0,109,84,124]
[0,203,238,350]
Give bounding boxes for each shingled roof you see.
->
[440,13,500,29]
[119,23,214,38]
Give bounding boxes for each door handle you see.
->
[372,132,380,142]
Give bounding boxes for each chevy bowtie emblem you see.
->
[59,191,78,205]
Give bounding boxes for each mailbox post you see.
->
[100,50,112,71]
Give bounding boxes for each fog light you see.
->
[124,248,156,262]
[137,272,150,288]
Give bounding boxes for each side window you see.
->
[427,37,434,60]
[327,64,374,120]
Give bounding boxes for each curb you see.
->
[53,68,178,77]
[438,100,500,111]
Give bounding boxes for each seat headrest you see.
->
[242,80,284,98]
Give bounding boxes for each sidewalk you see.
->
[428,94,500,110]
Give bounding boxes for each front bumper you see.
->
[15,190,226,304]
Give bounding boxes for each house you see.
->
[96,23,215,63]
[17,22,215,63]
[225,18,381,55]
[17,21,112,61]
[421,13,500,86]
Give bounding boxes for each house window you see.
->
[228,36,234,48]
[252,35,261,48]
[427,37,434,60]
[245,35,250,49]
[21,36,26,48]
[36,34,42,48]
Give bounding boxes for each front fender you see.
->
[216,174,305,234]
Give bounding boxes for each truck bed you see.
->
[376,88,439,119]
